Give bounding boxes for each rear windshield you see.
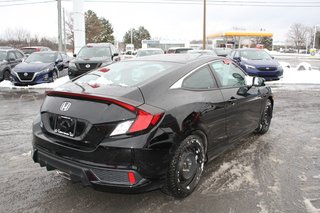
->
[77,46,111,58]
[136,49,163,57]
[21,48,37,54]
[75,61,176,87]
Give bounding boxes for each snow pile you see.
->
[268,62,320,85]
[304,199,320,213]
[0,76,70,89]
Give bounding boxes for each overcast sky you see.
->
[0,0,319,43]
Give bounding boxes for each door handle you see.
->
[227,97,237,105]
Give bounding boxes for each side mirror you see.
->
[233,57,241,62]
[55,58,63,64]
[73,53,77,58]
[113,53,119,57]
[253,77,265,86]
[8,57,15,61]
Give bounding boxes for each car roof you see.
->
[236,48,264,51]
[21,46,49,49]
[86,43,112,47]
[0,48,21,52]
[131,53,219,64]
[168,47,192,50]
[137,48,163,51]
[31,51,58,54]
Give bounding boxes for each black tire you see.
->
[255,99,273,134]
[51,70,58,82]
[3,70,10,80]
[162,135,205,198]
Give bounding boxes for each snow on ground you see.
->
[304,199,320,213]
[0,76,69,89]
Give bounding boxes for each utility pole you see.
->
[131,29,133,44]
[313,25,319,49]
[63,8,66,52]
[57,0,63,51]
[202,0,206,50]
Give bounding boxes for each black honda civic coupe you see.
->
[32,54,273,198]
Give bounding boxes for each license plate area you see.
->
[54,115,76,137]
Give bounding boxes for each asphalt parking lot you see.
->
[1,85,320,213]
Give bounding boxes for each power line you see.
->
[73,0,320,7]
[0,0,55,7]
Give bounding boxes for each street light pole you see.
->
[203,0,206,50]
[57,0,63,51]
[313,25,319,49]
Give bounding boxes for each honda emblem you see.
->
[60,102,71,112]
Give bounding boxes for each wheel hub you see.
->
[181,152,197,180]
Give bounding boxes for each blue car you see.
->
[11,51,67,85]
[229,48,283,81]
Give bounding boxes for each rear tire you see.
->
[162,135,205,198]
[255,99,272,134]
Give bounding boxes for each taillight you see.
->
[36,48,40,52]
[110,110,163,136]
[129,110,154,133]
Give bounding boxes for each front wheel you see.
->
[255,99,273,134]
[51,70,58,82]
[162,135,205,198]
[3,70,10,80]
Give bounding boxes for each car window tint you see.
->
[15,51,24,59]
[182,66,216,89]
[57,53,62,60]
[8,52,17,60]
[76,61,176,87]
[210,61,246,88]
[234,51,240,58]
[61,53,67,60]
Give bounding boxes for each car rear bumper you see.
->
[32,146,163,193]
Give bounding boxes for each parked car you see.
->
[187,49,217,56]
[136,48,164,57]
[11,51,67,85]
[68,43,120,79]
[212,48,232,57]
[167,47,193,54]
[0,48,25,82]
[229,48,283,81]
[21,46,52,57]
[32,54,273,198]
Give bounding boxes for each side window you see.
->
[15,51,24,59]
[210,61,246,88]
[230,51,235,58]
[8,52,17,60]
[234,51,240,58]
[57,53,62,60]
[182,66,216,90]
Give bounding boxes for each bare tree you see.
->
[287,23,309,51]
[66,12,74,52]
